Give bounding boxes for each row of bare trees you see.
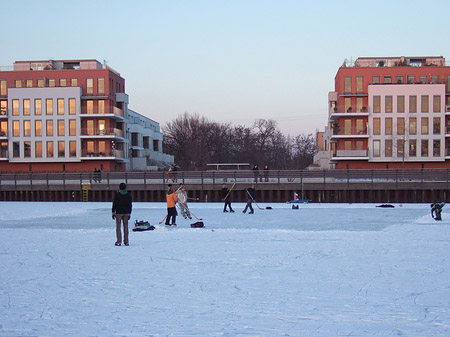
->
[162,113,317,170]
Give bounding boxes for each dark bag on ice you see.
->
[190,221,204,228]
[132,220,155,231]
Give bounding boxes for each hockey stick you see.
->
[246,189,264,210]
[222,180,236,201]
[159,215,168,224]
[179,202,203,220]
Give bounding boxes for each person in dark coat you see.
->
[243,185,256,214]
[252,165,259,182]
[166,184,178,226]
[112,182,132,246]
[221,183,234,213]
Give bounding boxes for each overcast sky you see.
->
[2,0,449,136]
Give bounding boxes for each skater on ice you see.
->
[243,185,256,214]
[112,182,132,246]
[176,184,192,219]
[221,183,235,213]
[165,184,178,226]
[431,201,445,221]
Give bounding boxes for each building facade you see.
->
[0,59,173,173]
[322,56,450,169]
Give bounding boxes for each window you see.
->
[397,140,404,158]
[0,80,6,95]
[356,140,364,150]
[397,117,405,135]
[12,99,19,115]
[98,78,105,94]
[373,118,381,135]
[409,117,417,134]
[409,139,416,157]
[373,140,380,157]
[372,76,380,84]
[57,120,65,136]
[60,78,67,87]
[34,99,42,115]
[356,76,363,92]
[71,78,78,87]
[0,101,6,116]
[13,142,20,158]
[98,100,105,114]
[69,120,76,136]
[69,98,76,115]
[86,78,94,94]
[373,96,381,113]
[385,140,392,157]
[356,97,363,112]
[87,120,94,135]
[421,140,428,157]
[24,142,31,157]
[344,119,351,135]
[49,79,55,87]
[69,141,77,157]
[37,79,44,87]
[433,140,441,157]
[407,75,415,84]
[35,120,42,137]
[46,99,53,115]
[46,141,54,158]
[23,120,31,137]
[433,117,441,135]
[431,75,438,83]
[433,95,441,112]
[421,117,428,134]
[99,141,106,155]
[13,120,20,137]
[98,120,106,135]
[385,96,392,113]
[26,79,33,88]
[15,79,22,88]
[385,118,392,135]
[58,141,65,157]
[143,136,149,149]
[344,76,351,92]
[0,120,7,135]
[356,119,365,134]
[421,95,429,112]
[87,100,94,114]
[35,141,42,158]
[396,75,403,84]
[397,95,405,113]
[57,99,64,115]
[23,99,30,115]
[409,96,417,113]
[46,120,53,136]
[384,76,391,84]
[87,140,94,155]
[420,75,427,84]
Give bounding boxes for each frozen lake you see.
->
[1,201,449,336]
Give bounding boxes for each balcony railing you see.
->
[331,128,368,136]
[333,150,368,158]
[81,149,125,158]
[80,128,125,138]
[0,150,8,159]
[80,107,124,117]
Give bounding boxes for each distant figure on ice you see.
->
[176,184,192,219]
[165,184,178,226]
[431,201,445,221]
[294,192,299,200]
[221,183,234,213]
[243,185,256,214]
[112,182,132,246]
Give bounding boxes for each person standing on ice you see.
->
[165,184,178,226]
[176,184,191,219]
[221,183,234,213]
[243,185,256,214]
[112,182,132,246]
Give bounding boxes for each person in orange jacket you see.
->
[165,184,178,226]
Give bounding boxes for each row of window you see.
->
[372,139,441,158]
[372,117,442,136]
[8,119,77,137]
[12,140,77,158]
[2,99,111,116]
[344,75,450,92]
[373,95,441,113]
[0,78,105,95]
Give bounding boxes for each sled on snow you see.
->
[132,220,155,231]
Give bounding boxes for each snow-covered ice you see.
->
[1,201,450,336]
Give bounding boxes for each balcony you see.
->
[329,108,369,120]
[80,106,124,119]
[0,130,7,138]
[330,127,369,139]
[81,149,125,160]
[80,127,125,138]
[0,108,7,118]
[0,149,8,160]
[331,150,369,160]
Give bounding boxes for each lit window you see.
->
[86,78,94,94]
[57,99,64,115]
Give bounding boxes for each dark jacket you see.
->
[112,190,132,214]
[221,187,230,200]
[246,187,256,200]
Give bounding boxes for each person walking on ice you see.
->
[176,184,192,219]
[221,183,234,213]
[243,184,256,214]
[112,182,132,246]
[165,184,178,226]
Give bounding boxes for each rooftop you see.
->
[342,56,449,68]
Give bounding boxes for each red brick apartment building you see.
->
[322,56,450,169]
[0,59,173,173]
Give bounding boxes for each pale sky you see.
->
[2,0,449,136]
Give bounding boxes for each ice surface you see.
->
[1,201,449,336]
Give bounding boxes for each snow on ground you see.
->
[1,201,450,337]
